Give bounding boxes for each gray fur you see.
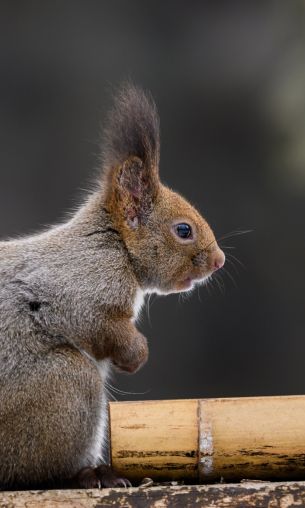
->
[0,84,224,489]
[0,87,155,488]
[0,193,137,488]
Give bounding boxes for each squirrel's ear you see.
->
[111,155,159,228]
[101,83,160,227]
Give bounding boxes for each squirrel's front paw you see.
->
[112,333,148,374]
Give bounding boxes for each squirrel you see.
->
[0,84,225,489]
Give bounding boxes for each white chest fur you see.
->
[82,358,110,467]
[133,287,145,321]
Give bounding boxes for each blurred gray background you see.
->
[0,1,304,400]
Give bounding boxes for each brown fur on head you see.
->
[102,83,225,294]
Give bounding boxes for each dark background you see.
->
[0,1,304,400]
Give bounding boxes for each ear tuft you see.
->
[101,84,161,227]
[102,83,160,171]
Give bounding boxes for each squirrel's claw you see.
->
[96,464,132,488]
[75,465,132,489]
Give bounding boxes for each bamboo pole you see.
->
[109,395,305,482]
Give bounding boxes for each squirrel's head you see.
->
[101,84,225,294]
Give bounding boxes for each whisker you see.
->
[206,278,213,296]
[226,252,246,270]
[225,257,239,275]
[222,267,238,288]
[146,293,152,327]
[213,273,225,295]
[105,380,150,397]
[104,385,118,402]
[219,244,236,250]
[204,238,217,251]
[197,285,203,304]
[210,276,218,294]
[217,229,253,242]
[204,229,251,254]
[217,271,226,292]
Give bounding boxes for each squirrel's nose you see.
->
[211,248,225,271]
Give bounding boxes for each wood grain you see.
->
[109,396,305,482]
[199,396,305,481]
[1,482,305,507]
[110,399,198,481]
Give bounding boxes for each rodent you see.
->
[0,84,225,489]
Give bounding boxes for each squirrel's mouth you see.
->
[176,276,196,292]
[171,277,192,293]
[176,273,212,292]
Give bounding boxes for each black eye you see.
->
[175,223,192,239]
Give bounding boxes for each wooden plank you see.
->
[1,482,305,507]
[109,396,305,481]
